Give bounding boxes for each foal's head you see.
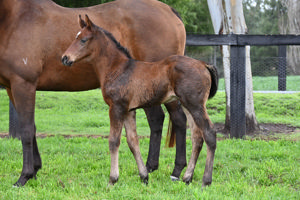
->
[61,15,104,66]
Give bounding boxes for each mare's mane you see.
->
[98,26,132,59]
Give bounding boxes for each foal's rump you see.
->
[166,55,219,100]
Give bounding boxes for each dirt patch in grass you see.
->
[215,123,300,141]
[1,123,299,141]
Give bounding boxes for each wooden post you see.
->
[278,45,287,91]
[230,45,246,138]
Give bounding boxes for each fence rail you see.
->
[186,34,300,46]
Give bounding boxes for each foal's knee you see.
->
[109,136,121,152]
[204,128,217,151]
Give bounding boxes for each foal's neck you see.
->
[95,33,132,84]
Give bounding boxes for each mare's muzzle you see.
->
[61,56,74,66]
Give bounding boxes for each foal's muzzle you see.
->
[61,55,74,66]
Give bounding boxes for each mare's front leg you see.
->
[124,111,148,183]
[8,80,41,187]
[108,105,126,185]
[144,106,165,172]
[165,101,187,180]
[6,88,42,185]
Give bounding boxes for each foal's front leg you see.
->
[108,106,125,185]
[124,111,148,184]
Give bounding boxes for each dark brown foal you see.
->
[62,15,218,186]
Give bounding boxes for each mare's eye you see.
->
[80,38,88,44]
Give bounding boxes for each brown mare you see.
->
[62,15,218,186]
[0,0,187,186]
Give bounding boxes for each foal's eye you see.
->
[80,38,88,44]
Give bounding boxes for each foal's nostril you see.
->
[62,55,73,66]
[61,55,68,65]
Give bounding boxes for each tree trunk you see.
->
[208,0,260,133]
[280,0,300,75]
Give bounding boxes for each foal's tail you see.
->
[205,64,219,99]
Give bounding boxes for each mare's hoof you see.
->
[146,163,158,173]
[13,176,30,187]
[170,175,179,181]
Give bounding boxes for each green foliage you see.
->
[243,0,286,76]
[243,0,281,35]
[161,0,213,33]
[0,136,299,199]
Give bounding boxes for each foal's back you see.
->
[122,55,211,110]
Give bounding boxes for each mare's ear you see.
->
[85,14,95,31]
[79,15,86,28]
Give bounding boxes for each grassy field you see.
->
[218,75,300,91]
[0,88,299,135]
[0,136,299,199]
[0,77,299,199]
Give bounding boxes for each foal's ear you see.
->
[85,14,95,30]
[79,15,86,28]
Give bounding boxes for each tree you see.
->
[280,0,300,75]
[207,0,259,133]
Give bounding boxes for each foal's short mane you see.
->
[98,27,132,59]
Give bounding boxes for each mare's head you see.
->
[61,15,101,66]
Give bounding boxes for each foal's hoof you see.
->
[201,180,212,187]
[182,176,193,185]
[109,176,118,185]
[140,174,149,185]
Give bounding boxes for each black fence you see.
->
[185,34,300,138]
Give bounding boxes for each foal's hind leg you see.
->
[183,106,216,186]
[201,116,216,187]
[124,111,148,184]
[182,109,204,184]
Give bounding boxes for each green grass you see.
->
[0,136,299,199]
[218,75,300,91]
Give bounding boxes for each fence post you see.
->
[230,45,246,138]
[278,45,286,91]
